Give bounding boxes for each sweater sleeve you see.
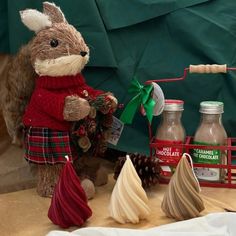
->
[33,88,66,121]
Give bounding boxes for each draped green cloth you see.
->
[1,0,236,154]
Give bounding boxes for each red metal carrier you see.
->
[147,64,236,188]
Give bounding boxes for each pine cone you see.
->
[101,113,113,128]
[114,153,159,188]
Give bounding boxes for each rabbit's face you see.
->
[31,23,89,76]
[20,2,91,77]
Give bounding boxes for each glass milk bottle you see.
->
[193,101,227,182]
[155,99,186,179]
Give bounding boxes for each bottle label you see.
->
[192,141,221,181]
[154,139,183,178]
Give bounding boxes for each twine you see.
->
[183,153,201,192]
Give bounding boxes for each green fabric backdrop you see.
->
[1,0,236,155]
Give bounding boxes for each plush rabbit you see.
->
[14,2,117,197]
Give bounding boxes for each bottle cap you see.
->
[164,99,184,111]
[200,101,224,114]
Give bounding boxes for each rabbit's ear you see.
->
[20,9,52,33]
[43,2,67,24]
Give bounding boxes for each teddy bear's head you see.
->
[20,2,89,77]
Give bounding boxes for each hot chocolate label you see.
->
[154,139,183,177]
[154,139,183,162]
[192,141,221,181]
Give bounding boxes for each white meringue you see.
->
[161,153,205,220]
[109,155,150,224]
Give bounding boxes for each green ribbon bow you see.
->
[120,78,156,124]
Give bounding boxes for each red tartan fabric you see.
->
[23,73,103,131]
[24,127,77,164]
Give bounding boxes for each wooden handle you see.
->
[189,64,227,73]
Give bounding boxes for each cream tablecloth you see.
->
[0,175,236,236]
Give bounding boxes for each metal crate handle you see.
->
[145,64,236,84]
[189,64,227,73]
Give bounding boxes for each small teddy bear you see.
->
[18,2,117,197]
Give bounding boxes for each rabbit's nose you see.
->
[80,51,87,57]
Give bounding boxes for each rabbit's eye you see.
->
[50,39,59,48]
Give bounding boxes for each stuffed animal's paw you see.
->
[63,95,91,121]
[81,178,95,200]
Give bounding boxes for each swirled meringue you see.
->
[161,154,205,220]
[48,160,92,228]
[109,155,150,224]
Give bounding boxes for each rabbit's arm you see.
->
[63,95,90,121]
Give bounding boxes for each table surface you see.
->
[1,175,236,236]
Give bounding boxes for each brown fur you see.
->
[0,43,36,145]
[36,164,63,197]
[43,2,66,24]
[63,95,90,121]
[31,23,89,65]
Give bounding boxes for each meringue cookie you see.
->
[161,153,205,220]
[48,160,92,228]
[109,155,150,224]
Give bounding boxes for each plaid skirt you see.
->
[24,127,78,164]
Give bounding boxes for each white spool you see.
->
[140,82,165,117]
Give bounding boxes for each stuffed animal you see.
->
[2,2,117,197]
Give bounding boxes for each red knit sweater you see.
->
[23,74,103,131]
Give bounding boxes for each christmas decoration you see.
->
[109,155,150,224]
[114,153,159,188]
[71,94,114,157]
[16,2,117,197]
[161,153,205,220]
[120,77,156,124]
[48,156,92,228]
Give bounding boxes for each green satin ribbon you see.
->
[120,78,156,124]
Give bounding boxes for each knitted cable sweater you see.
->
[23,73,102,131]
